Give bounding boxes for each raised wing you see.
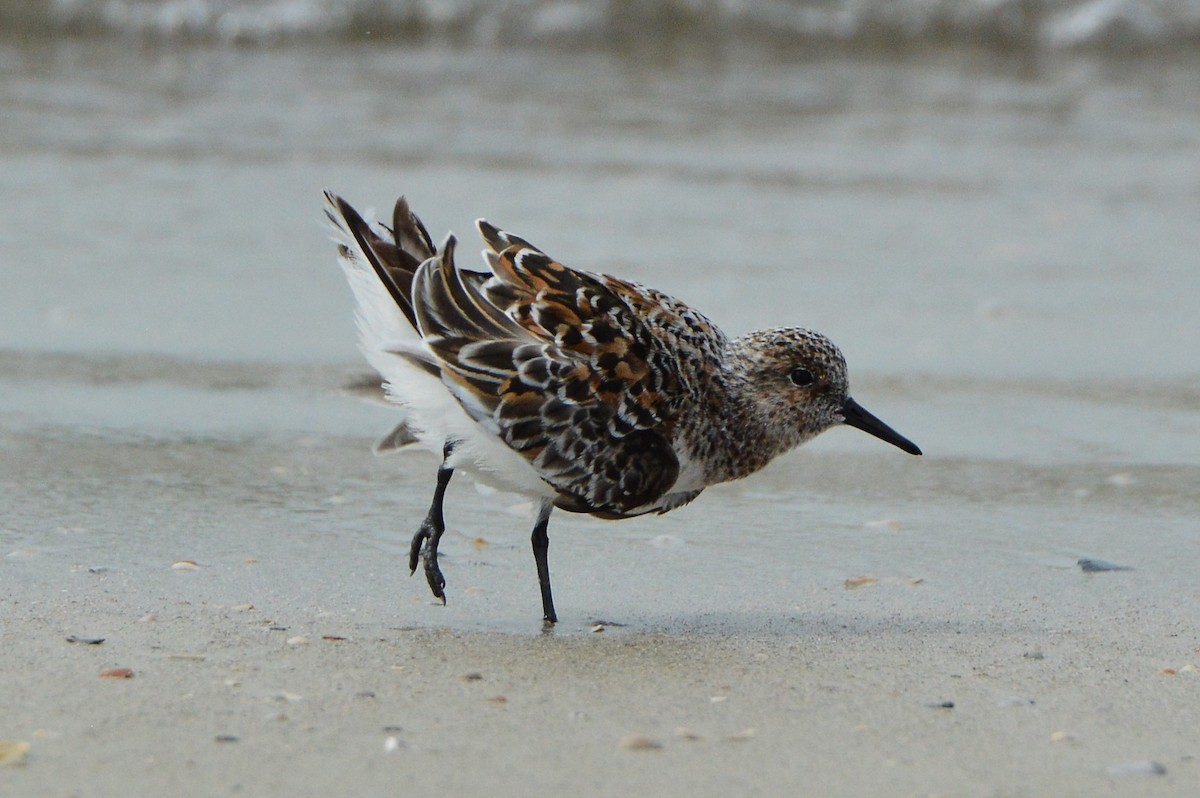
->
[324,191,435,329]
[412,224,707,515]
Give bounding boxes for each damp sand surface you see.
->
[3,37,1200,796]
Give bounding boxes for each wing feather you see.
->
[325,191,424,328]
[411,225,695,514]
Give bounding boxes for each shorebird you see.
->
[326,191,921,623]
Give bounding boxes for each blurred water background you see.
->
[2,0,1198,630]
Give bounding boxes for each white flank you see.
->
[327,198,556,499]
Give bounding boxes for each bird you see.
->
[325,190,921,624]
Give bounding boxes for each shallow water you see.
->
[2,33,1199,635]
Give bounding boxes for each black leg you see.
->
[531,500,557,624]
[409,441,455,604]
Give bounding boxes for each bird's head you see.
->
[732,327,922,456]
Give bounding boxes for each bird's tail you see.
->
[324,190,440,379]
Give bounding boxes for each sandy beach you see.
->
[3,7,1200,795]
[4,377,1198,796]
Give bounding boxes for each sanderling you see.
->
[326,191,921,624]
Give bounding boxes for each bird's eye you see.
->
[789,367,815,387]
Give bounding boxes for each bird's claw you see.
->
[422,538,447,603]
[408,524,430,575]
[408,519,446,602]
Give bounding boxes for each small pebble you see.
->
[321,635,348,642]
[66,635,105,645]
[232,603,255,612]
[487,695,508,705]
[618,735,662,751]
[383,736,403,753]
[138,613,156,623]
[214,735,239,743]
[864,518,901,529]
[1023,651,1045,660]
[1108,761,1166,777]
[459,672,483,682]
[0,740,31,766]
[171,560,199,571]
[285,636,309,646]
[675,727,703,742]
[928,701,955,710]
[100,668,134,679]
[710,695,728,703]
[725,728,756,742]
[1078,558,1132,573]
[469,537,489,549]
[1181,664,1199,672]
[1160,668,1177,676]
[845,576,877,589]
[590,624,606,633]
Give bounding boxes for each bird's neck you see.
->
[685,371,802,485]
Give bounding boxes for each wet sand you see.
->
[3,35,1200,796]
[4,396,1199,795]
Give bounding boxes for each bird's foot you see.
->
[408,519,446,604]
[422,535,447,604]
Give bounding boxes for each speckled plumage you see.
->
[326,191,921,623]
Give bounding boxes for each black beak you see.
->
[840,397,922,456]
